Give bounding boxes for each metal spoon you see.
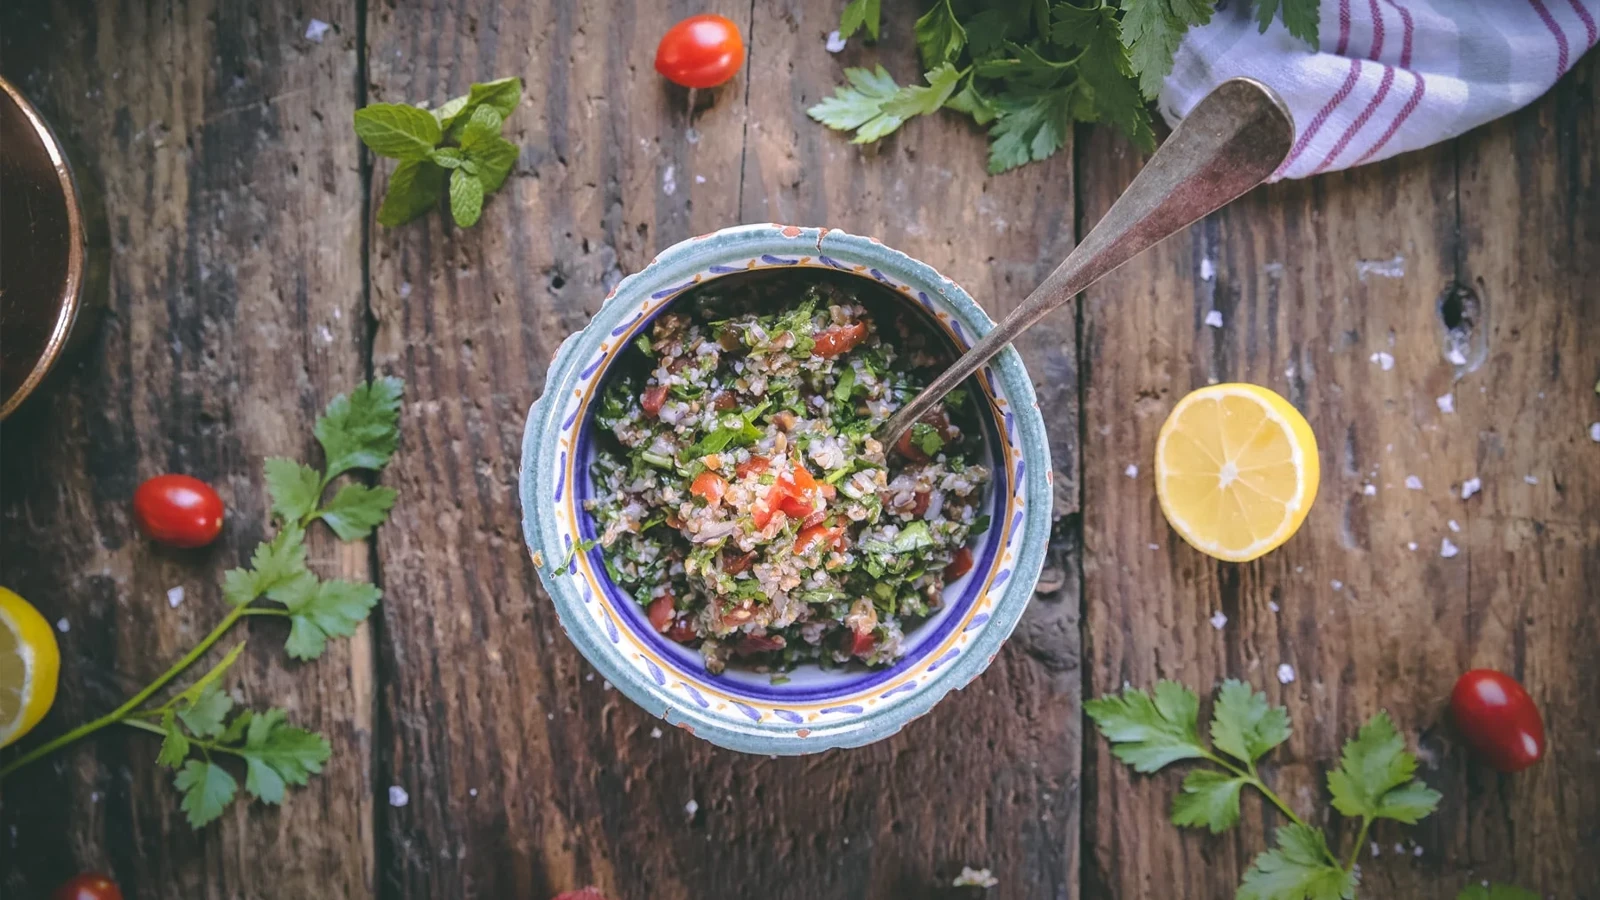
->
[879,77,1295,449]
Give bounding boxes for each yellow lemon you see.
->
[1155,384,1319,562]
[0,586,60,748]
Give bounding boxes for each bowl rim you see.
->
[0,74,88,420]
[520,223,1053,754]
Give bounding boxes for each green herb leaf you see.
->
[833,364,857,403]
[968,513,991,535]
[457,77,522,125]
[376,159,447,227]
[1238,824,1355,900]
[839,0,880,40]
[353,104,442,160]
[239,708,331,804]
[176,681,234,739]
[468,137,520,193]
[430,147,466,169]
[1060,5,1157,152]
[1457,886,1541,900]
[277,578,383,661]
[807,66,905,143]
[223,525,309,606]
[172,641,248,716]
[1326,711,1441,824]
[1210,678,1292,765]
[174,759,238,828]
[1170,768,1245,833]
[945,81,998,126]
[1084,681,1206,773]
[910,421,945,456]
[881,63,965,120]
[1121,0,1217,99]
[458,104,504,150]
[1255,0,1320,45]
[986,84,1075,174]
[315,377,404,481]
[317,483,398,541]
[264,458,322,524]
[156,708,190,769]
[914,0,966,68]
[449,168,485,227]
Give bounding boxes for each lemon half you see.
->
[1155,384,1319,562]
[1,587,60,748]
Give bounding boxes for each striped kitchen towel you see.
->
[1160,0,1600,180]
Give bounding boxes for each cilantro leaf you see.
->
[808,66,906,143]
[276,578,383,660]
[239,709,331,804]
[264,457,322,524]
[1255,0,1319,45]
[1170,768,1245,833]
[174,759,238,828]
[315,377,404,481]
[176,682,233,739]
[353,104,441,161]
[1084,680,1206,773]
[223,524,309,606]
[881,64,966,120]
[469,137,520,193]
[986,85,1075,174]
[457,104,504,151]
[449,169,485,227]
[1457,886,1541,900]
[839,0,880,40]
[171,640,247,720]
[1210,678,1292,765]
[914,0,966,68]
[157,709,190,769]
[376,159,447,227]
[1238,825,1355,900]
[316,483,398,541]
[1121,0,1217,99]
[1326,711,1441,824]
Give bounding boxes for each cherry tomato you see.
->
[943,546,975,581]
[844,629,877,657]
[1450,669,1545,773]
[812,322,869,358]
[689,471,728,506]
[640,384,668,418]
[734,455,769,479]
[646,594,676,633]
[53,873,124,900]
[655,15,745,89]
[133,474,224,548]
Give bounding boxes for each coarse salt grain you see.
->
[825,30,847,52]
[1436,394,1454,414]
[1371,842,1381,857]
[1440,538,1460,558]
[650,727,663,739]
[1407,541,1418,551]
[1448,519,1460,532]
[388,786,409,807]
[1277,663,1295,684]
[1413,846,1424,857]
[1394,843,1406,855]
[305,18,332,42]
[1124,463,1139,478]
[1204,310,1224,328]
[469,788,478,797]
[585,673,594,682]
[1330,580,1343,591]
[1148,543,1160,550]
[1268,601,1280,612]
[953,867,1000,889]
[56,618,69,633]
[685,799,699,817]
[1370,351,1394,371]
[1590,423,1600,442]
[1209,610,1228,630]
[1199,258,1215,281]
[1524,474,1539,485]
[1404,475,1423,490]
[1461,477,1481,499]
[1446,347,1468,365]
[1362,484,1377,496]
[167,586,185,608]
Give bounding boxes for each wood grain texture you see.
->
[0,1,375,896]
[1079,55,1599,900]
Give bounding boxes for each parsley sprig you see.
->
[815,0,1318,173]
[0,378,404,828]
[1087,680,1442,900]
[355,78,522,228]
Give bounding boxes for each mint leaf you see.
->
[1256,0,1319,45]
[1170,768,1245,833]
[264,457,322,523]
[467,137,519,193]
[376,159,446,227]
[156,709,190,769]
[317,483,398,541]
[1122,0,1217,99]
[315,377,404,481]
[839,0,880,40]
[1457,886,1541,900]
[458,77,522,125]
[986,85,1075,174]
[881,64,965,120]
[430,147,465,169]
[278,578,382,660]
[808,66,905,143]
[174,759,237,828]
[449,169,485,227]
[1327,711,1440,824]
[239,709,330,804]
[1084,680,1206,773]
[223,524,309,605]
[1238,825,1354,900]
[914,0,966,68]
[176,681,233,739]
[353,104,441,160]
[458,105,504,150]
[1210,678,1292,765]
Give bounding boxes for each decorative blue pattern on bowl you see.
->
[520,224,1052,754]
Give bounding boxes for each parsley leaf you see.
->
[910,421,945,456]
[176,682,233,738]
[1210,678,1292,765]
[1170,768,1245,833]
[223,525,309,606]
[808,65,906,143]
[276,578,383,661]
[986,84,1075,174]
[1255,0,1320,45]
[914,0,967,68]
[1121,0,1217,99]
[1084,680,1206,772]
[174,759,238,828]
[1238,825,1356,900]
[239,709,331,804]
[839,0,880,40]
[1457,886,1540,900]
[352,104,441,160]
[317,483,398,541]
[315,377,404,480]
[1058,4,1156,151]
[1327,711,1441,824]
[881,64,966,120]
[264,457,322,523]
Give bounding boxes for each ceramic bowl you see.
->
[520,224,1052,754]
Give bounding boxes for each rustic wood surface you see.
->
[0,0,1593,898]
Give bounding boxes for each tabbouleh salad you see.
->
[585,278,991,676]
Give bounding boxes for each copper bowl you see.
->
[0,74,101,419]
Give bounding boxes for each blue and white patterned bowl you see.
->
[520,224,1052,755]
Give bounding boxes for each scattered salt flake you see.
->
[1268,601,1280,612]
[1523,474,1539,485]
[1370,842,1381,858]
[1436,393,1454,414]
[1199,258,1215,281]
[1446,347,1468,366]
[650,727,663,739]
[56,618,69,633]
[1356,255,1406,281]
[662,165,676,196]
[1448,519,1461,533]
[584,672,594,682]
[399,281,413,299]
[953,867,1000,889]
[1147,543,1160,551]
[684,799,699,817]
[1590,422,1600,442]
[304,18,332,42]
[317,324,334,343]
[825,29,847,52]
[602,680,613,691]
[1330,580,1343,591]
[1460,477,1482,500]
[1394,843,1406,855]
[1209,610,1228,630]
[1204,310,1224,328]
[1404,475,1423,490]
[167,586,185,608]
[1440,538,1460,558]
[694,174,706,184]
[1362,484,1377,496]
[90,791,102,803]
[388,786,409,807]
[1413,845,1424,857]
[1370,351,1395,371]
[1277,663,1296,684]
[1407,541,1418,551]
[546,712,554,720]
[469,787,478,797]
[1124,463,1139,478]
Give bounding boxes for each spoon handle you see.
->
[878,77,1295,449]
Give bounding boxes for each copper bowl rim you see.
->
[1,74,88,419]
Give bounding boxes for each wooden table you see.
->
[2,2,1595,898]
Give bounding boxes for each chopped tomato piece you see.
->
[666,617,699,643]
[812,322,869,357]
[735,455,769,479]
[910,491,930,517]
[794,523,846,556]
[734,633,786,656]
[776,464,827,518]
[724,550,757,574]
[943,546,974,581]
[893,409,955,461]
[689,471,728,506]
[641,384,669,417]
[647,594,676,633]
[844,629,877,657]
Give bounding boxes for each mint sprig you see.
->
[356,77,522,227]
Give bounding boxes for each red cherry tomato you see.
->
[647,594,676,633]
[133,474,225,548]
[689,471,728,506]
[1450,669,1545,773]
[53,873,124,900]
[654,15,745,89]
